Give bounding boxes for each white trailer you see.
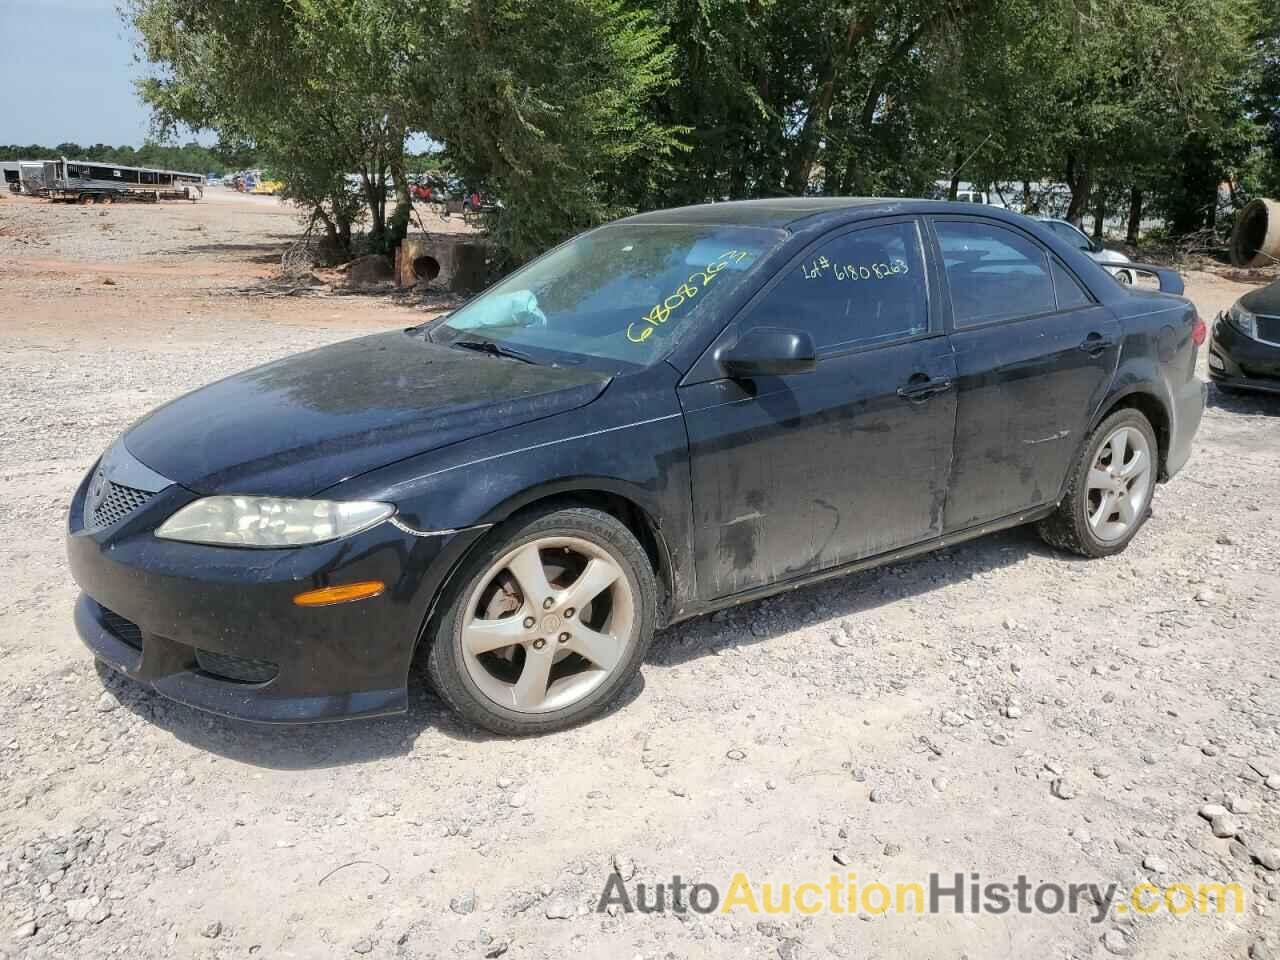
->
[41,158,206,204]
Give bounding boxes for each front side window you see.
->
[431,224,784,370]
[741,221,929,351]
[936,220,1057,327]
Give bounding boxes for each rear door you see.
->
[929,217,1120,531]
[678,218,957,600]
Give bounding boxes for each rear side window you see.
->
[1052,259,1092,308]
[936,220,1057,327]
[743,221,929,351]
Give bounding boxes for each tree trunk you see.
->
[839,148,859,196]
[315,207,341,252]
[948,153,962,200]
[1092,191,1106,242]
[1125,187,1143,245]
[360,168,385,240]
[1022,180,1033,214]
[385,133,412,253]
[859,21,928,130]
[1064,154,1091,226]
[786,12,876,194]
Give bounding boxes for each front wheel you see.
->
[426,506,657,735]
[1115,269,1134,285]
[1036,408,1158,558]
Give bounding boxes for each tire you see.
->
[426,506,657,735]
[1036,408,1158,558]
[1115,269,1133,285]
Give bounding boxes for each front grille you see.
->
[1256,314,1280,347]
[195,649,279,685]
[83,474,155,531]
[99,606,143,651]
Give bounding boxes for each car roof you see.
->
[616,197,1015,230]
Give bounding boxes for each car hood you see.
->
[1240,278,1280,315]
[122,330,610,496]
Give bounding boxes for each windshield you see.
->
[1049,220,1092,250]
[431,223,785,369]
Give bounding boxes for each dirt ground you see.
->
[1,190,1278,960]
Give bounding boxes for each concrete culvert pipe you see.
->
[1230,198,1280,268]
[412,254,441,284]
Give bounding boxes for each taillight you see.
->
[1192,315,1207,347]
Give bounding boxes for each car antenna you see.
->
[949,132,994,185]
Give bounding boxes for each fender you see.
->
[1055,373,1173,504]
[473,474,681,610]
[330,367,698,624]
[409,475,681,650]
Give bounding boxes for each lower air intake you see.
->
[195,649,279,684]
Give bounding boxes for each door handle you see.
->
[897,377,954,402]
[1078,332,1117,354]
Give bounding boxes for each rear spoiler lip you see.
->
[1111,261,1185,296]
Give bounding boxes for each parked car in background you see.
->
[1209,278,1280,395]
[1036,217,1135,285]
[411,174,449,202]
[66,199,1204,735]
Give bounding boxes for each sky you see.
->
[0,0,161,146]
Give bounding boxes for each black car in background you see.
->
[67,199,1206,735]
[1210,278,1280,395]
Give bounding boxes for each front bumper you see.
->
[1209,318,1280,395]
[66,468,485,723]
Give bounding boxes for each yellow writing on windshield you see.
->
[802,256,909,281]
[625,250,755,345]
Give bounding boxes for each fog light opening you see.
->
[293,580,386,607]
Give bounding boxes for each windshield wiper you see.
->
[450,339,539,365]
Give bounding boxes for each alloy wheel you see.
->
[1086,425,1152,542]
[460,536,635,713]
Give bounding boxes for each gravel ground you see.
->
[1,192,1278,960]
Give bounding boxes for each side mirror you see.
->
[720,327,817,378]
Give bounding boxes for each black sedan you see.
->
[67,199,1206,735]
[1209,277,1280,395]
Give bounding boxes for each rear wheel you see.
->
[426,506,657,735]
[1036,408,1158,558]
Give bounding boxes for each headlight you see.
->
[155,496,395,547]
[1229,304,1257,340]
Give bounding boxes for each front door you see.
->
[930,217,1122,531]
[678,219,958,600]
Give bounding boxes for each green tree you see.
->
[414,0,685,264]
[129,0,418,253]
